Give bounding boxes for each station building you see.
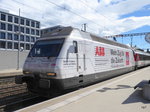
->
[0,10,40,71]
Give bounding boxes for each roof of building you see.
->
[0,11,40,23]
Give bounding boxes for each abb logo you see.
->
[95,46,105,56]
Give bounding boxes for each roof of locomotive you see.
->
[41,26,73,38]
[134,49,150,56]
[40,26,130,49]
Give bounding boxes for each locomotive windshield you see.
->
[28,38,65,57]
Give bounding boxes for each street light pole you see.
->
[17,8,21,70]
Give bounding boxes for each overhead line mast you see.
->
[103,32,150,38]
[103,32,150,49]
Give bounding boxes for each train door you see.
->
[73,41,86,83]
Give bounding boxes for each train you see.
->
[15,26,150,96]
[134,49,150,68]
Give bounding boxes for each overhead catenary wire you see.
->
[12,0,43,12]
[9,0,70,26]
[12,0,114,33]
[78,0,117,26]
[45,0,111,30]
[10,0,107,32]
[79,0,125,34]
[1,1,150,50]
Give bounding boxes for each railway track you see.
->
[0,76,48,111]
[0,76,15,86]
[0,84,27,99]
[0,92,41,112]
[0,75,27,98]
[0,76,29,111]
[0,76,71,111]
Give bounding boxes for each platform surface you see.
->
[17,66,150,112]
[0,69,22,77]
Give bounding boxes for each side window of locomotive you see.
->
[73,41,78,53]
[68,45,75,53]
[67,41,78,54]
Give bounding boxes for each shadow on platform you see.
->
[97,84,133,92]
[122,89,150,104]
[97,84,150,104]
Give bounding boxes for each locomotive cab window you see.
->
[73,41,78,53]
[28,38,65,57]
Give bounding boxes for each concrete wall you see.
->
[0,50,29,71]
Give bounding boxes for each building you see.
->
[0,10,40,71]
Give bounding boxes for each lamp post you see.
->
[17,8,21,70]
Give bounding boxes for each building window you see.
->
[31,21,35,27]
[26,44,30,50]
[41,30,44,35]
[14,17,19,24]
[20,18,24,25]
[31,29,35,35]
[7,42,12,49]
[0,41,6,48]
[20,35,24,41]
[7,33,13,40]
[36,22,40,28]
[14,42,18,49]
[14,34,19,41]
[8,15,13,22]
[26,20,30,26]
[31,44,34,49]
[26,36,30,42]
[20,27,24,33]
[36,30,40,36]
[20,43,24,49]
[31,36,35,42]
[8,24,13,31]
[1,14,6,21]
[1,23,6,30]
[0,32,6,39]
[14,25,19,32]
[26,28,30,34]
[35,37,39,41]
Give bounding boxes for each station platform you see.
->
[0,69,22,78]
[16,66,150,112]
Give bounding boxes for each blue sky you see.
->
[116,3,150,49]
[120,4,150,18]
[0,0,150,49]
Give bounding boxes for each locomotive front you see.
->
[15,38,65,95]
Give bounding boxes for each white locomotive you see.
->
[15,26,150,96]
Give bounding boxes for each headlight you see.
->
[23,71,31,74]
[47,73,56,76]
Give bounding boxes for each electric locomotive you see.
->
[15,26,150,96]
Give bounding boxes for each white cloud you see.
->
[0,0,150,36]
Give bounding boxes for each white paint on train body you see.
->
[18,26,150,95]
